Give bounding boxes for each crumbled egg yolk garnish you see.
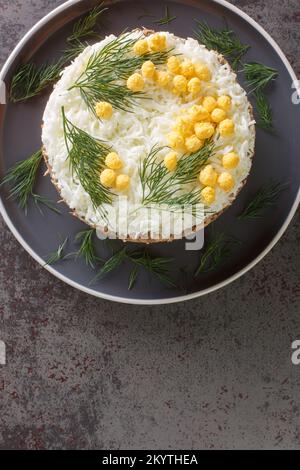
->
[199,165,218,187]
[202,96,217,113]
[141,60,156,79]
[167,56,181,74]
[95,101,113,120]
[148,33,166,52]
[167,131,185,150]
[195,63,212,81]
[100,169,116,188]
[185,135,203,153]
[219,118,235,137]
[211,108,227,123]
[133,39,149,55]
[218,172,234,191]
[222,152,240,169]
[194,122,215,140]
[105,152,123,170]
[201,186,216,205]
[156,70,171,87]
[173,116,194,137]
[180,59,195,78]
[217,95,231,111]
[187,77,201,95]
[127,73,145,92]
[164,151,178,171]
[188,105,210,123]
[173,75,188,93]
[116,174,130,191]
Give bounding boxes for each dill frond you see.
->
[10,61,64,103]
[1,150,42,209]
[194,232,233,276]
[67,3,108,45]
[128,265,139,290]
[154,6,177,25]
[194,21,249,69]
[243,62,278,131]
[243,62,278,94]
[93,247,127,281]
[1,149,61,214]
[74,229,103,268]
[92,246,175,288]
[129,251,175,287]
[1,150,56,216]
[254,91,274,131]
[44,237,68,266]
[33,194,61,215]
[238,182,287,220]
[62,107,113,211]
[140,141,215,208]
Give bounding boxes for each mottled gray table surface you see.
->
[0,0,300,450]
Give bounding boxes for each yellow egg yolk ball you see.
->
[95,101,113,119]
[201,186,216,204]
[194,122,215,140]
[218,172,235,191]
[116,174,130,191]
[100,169,116,188]
[222,152,240,169]
[105,152,123,170]
[199,165,218,187]
[127,73,145,92]
[164,151,178,171]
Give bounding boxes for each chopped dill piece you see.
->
[194,20,250,69]
[154,6,177,25]
[238,182,287,220]
[44,237,68,266]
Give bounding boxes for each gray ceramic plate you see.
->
[0,0,299,305]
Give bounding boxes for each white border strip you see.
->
[0,0,299,305]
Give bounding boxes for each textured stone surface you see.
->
[0,0,300,450]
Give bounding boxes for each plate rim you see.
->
[0,0,299,305]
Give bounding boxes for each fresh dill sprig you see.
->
[129,251,175,287]
[194,232,233,276]
[67,3,108,45]
[10,61,64,103]
[255,91,274,131]
[62,107,113,211]
[10,4,107,103]
[74,229,103,268]
[140,141,215,208]
[92,246,174,288]
[243,62,278,131]
[154,6,177,25]
[128,265,139,290]
[94,247,127,281]
[243,62,278,94]
[44,237,68,266]
[70,33,171,114]
[1,150,42,209]
[194,22,278,131]
[238,182,287,220]
[1,149,60,214]
[194,21,249,69]
[33,194,61,215]
[63,4,108,62]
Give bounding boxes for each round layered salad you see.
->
[42,30,255,242]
